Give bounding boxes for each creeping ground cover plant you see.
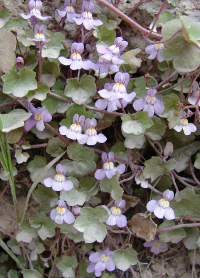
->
[1,0,200,277]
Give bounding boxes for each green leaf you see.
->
[22,270,42,278]
[110,141,129,161]
[0,9,10,29]
[60,104,94,127]
[32,184,59,211]
[144,157,176,182]
[7,238,21,255]
[2,68,37,97]
[7,269,19,278]
[134,77,146,97]
[167,0,181,6]
[27,81,50,101]
[170,187,200,217]
[15,150,29,164]
[122,112,153,135]
[41,93,70,115]
[97,26,116,47]
[96,114,116,130]
[64,74,96,105]
[146,116,166,140]
[27,155,56,182]
[61,143,96,177]
[46,137,68,157]
[160,93,181,118]
[149,11,179,31]
[159,220,187,243]
[183,227,199,250]
[0,29,16,75]
[113,248,137,271]
[173,77,191,93]
[167,110,182,129]
[28,240,45,261]
[120,49,142,70]
[0,109,32,132]
[74,207,109,243]
[42,32,64,58]
[16,220,38,243]
[6,127,24,144]
[171,141,200,172]
[194,152,200,169]
[96,14,117,30]
[79,177,98,200]
[124,134,145,149]
[161,18,200,73]
[29,212,56,240]
[181,16,200,48]
[99,172,123,200]
[56,256,78,278]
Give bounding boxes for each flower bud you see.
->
[145,73,151,83]
[156,23,163,34]
[10,27,17,37]
[15,57,24,72]
[72,205,81,216]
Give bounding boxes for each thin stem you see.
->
[148,184,163,196]
[129,266,139,278]
[44,122,71,145]
[170,171,179,192]
[38,50,42,82]
[172,170,193,187]
[119,171,137,184]
[146,136,162,158]
[127,0,149,16]
[189,160,200,187]
[56,18,63,32]
[148,0,168,37]
[147,30,182,44]
[16,38,23,56]
[94,0,162,39]
[180,215,200,224]
[154,71,178,90]
[157,222,200,233]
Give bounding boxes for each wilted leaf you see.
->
[128,213,157,241]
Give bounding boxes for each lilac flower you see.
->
[50,199,75,225]
[102,199,127,228]
[145,43,164,62]
[174,111,197,135]
[57,0,76,23]
[188,81,200,106]
[20,0,50,26]
[133,88,164,117]
[95,83,121,112]
[74,1,103,30]
[95,152,126,180]
[144,233,167,254]
[27,25,51,51]
[59,114,87,144]
[43,164,73,192]
[98,55,119,74]
[147,189,175,220]
[15,57,24,72]
[58,42,98,70]
[78,118,107,145]
[24,103,52,131]
[98,37,128,65]
[72,205,81,216]
[87,248,115,277]
[110,72,136,103]
[135,169,149,188]
[86,43,97,63]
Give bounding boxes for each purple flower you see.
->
[78,118,107,145]
[98,37,128,65]
[95,152,126,180]
[58,42,98,70]
[95,83,121,112]
[135,169,149,188]
[72,205,81,216]
[26,25,51,51]
[103,199,127,228]
[147,189,175,220]
[57,0,76,23]
[110,72,136,103]
[145,43,164,62]
[133,88,164,117]
[86,43,97,63]
[20,0,50,26]
[174,111,197,135]
[50,199,75,225]
[97,55,119,74]
[24,103,52,131]
[87,248,115,277]
[188,81,200,106]
[74,1,103,30]
[144,233,167,254]
[59,114,87,144]
[15,57,24,72]
[43,164,73,192]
